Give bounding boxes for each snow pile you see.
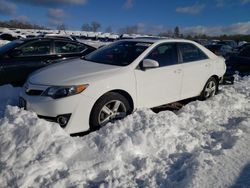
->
[0,39,10,46]
[0,77,250,187]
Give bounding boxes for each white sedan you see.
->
[20,39,226,134]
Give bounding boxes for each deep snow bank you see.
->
[0,77,250,188]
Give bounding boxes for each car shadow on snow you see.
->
[230,163,250,188]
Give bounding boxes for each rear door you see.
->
[178,42,212,99]
[135,42,183,108]
[2,39,52,85]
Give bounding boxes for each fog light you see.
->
[56,114,71,128]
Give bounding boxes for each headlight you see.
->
[42,84,88,99]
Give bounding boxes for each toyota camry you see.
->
[20,39,226,134]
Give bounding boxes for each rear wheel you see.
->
[199,77,218,100]
[90,92,132,130]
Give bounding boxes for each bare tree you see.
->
[119,25,139,34]
[91,21,101,32]
[174,26,180,38]
[105,26,112,33]
[57,24,67,31]
[81,23,92,31]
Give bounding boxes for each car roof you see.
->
[17,37,97,49]
[119,38,196,44]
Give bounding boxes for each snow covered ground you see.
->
[0,76,250,188]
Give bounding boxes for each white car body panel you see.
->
[180,59,212,99]
[134,64,183,108]
[20,39,226,134]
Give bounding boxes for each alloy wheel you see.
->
[204,80,216,98]
[98,100,127,126]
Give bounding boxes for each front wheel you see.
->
[199,77,218,100]
[89,92,132,130]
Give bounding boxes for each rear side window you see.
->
[18,40,50,56]
[179,43,208,63]
[55,41,86,54]
[146,43,178,67]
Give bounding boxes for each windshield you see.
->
[0,40,24,55]
[84,41,152,66]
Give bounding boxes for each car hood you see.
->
[29,58,122,85]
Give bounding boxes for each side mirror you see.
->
[142,59,159,69]
[9,49,22,57]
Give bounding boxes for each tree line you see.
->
[0,19,249,42]
[0,20,47,30]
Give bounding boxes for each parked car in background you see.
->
[235,42,250,52]
[205,44,233,59]
[225,46,250,77]
[0,33,17,41]
[0,37,96,86]
[20,39,226,134]
[217,40,238,49]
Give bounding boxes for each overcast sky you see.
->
[0,0,250,36]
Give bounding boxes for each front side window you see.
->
[55,41,86,54]
[17,40,51,56]
[84,41,152,66]
[179,43,208,63]
[146,43,178,67]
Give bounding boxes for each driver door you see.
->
[134,43,183,108]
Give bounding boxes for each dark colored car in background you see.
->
[226,46,250,76]
[205,44,233,59]
[235,42,250,52]
[217,40,238,49]
[0,37,96,86]
[223,46,250,84]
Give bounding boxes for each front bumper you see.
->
[20,85,96,134]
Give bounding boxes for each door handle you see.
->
[174,69,182,74]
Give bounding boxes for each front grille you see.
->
[26,89,44,96]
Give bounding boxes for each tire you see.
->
[199,77,218,101]
[89,92,132,131]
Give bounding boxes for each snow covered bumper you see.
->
[19,83,96,134]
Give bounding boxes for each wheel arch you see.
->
[108,89,134,111]
[89,89,134,118]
